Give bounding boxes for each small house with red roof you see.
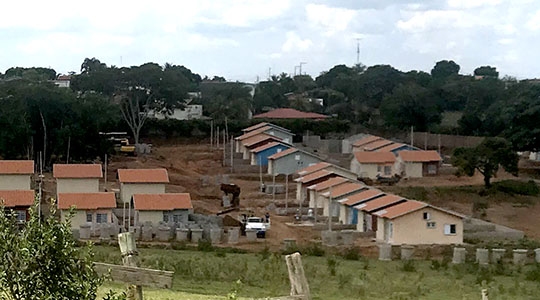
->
[133,193,193,225]
[241,133,283,160]
[267,148,323,176]
[354,194,406,232]
[54,164,103,195]
[0,160,34,190]
[250,142,291,166]
[350,152,397,179]
[252,108,329,121]
[318,181,366,218]
[397,150,442,177]
[307,176,350,210]
[338,188,384,225]
[235,124,294,153]
[374,201,463,245]
[57,192,117,231]
[0,190,35,223]
[117,169,169,204]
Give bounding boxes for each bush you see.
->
[401,260,416,272]
[493,180,540,196]
[0,200,122,299]
[342,247,361,261]
[197,238,214,252]
[301,242,326,257]
[327,256,339,276]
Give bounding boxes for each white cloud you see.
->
[397,10,477,33]
[527,10,540,30]
[281,32,313,52]
[447,0,502,9]
[305,4,357,36]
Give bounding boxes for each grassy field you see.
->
[94,245,540,300]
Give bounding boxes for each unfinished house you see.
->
[0,160,34,190]
[133,193,193,225]
[374,200,464,245]
[117,168,169,205]
[319,182,366,218]
[267,148,322,176]
[53,164,102,195]
[0,190,35,223]
[307,176,350,209]
[350,152,397,179]
[57,192,117,232]
[294,169,337,204]
[396,150,442,178]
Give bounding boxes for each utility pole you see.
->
[356,38,362,65]
[299,62,307,75]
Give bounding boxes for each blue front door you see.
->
[351,208,358,225]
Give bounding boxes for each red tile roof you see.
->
[242,133,282,148]
[354,194,405,212]
[117,169,169,183]
[268,148,298,160]
[295,169,334,184]
[353,152,396,164]
[0,160,34,174]
[235,126,273,141]
[373,200,428,219]
[363,140,394,151]
[376,143,406,153]
[340,189,384,206]
[253,108,329,120]
[352,135,383,147]
[242,122,269,132]
[53,164,102,178]
[322,182,365,198]
[133,193,192,210]
[399,150,442,162]
[0,190,35,207]
[307,177,350,192]
[57,192,116,210]
[297,162,331,176]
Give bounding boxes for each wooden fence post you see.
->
[285,252,311,300]
[119,232,143,300]
[481,289,488,300]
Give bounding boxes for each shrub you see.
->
[327,256,339,276]
[342,247,361,261]
[301,242,326,257]
[493,180,540,196]
[401,260,416,272]
[197,238,214,252]
[525,264,540,282]
[0,200,122,299]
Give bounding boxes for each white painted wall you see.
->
[151,105,203,120]
[120,183,166,204]
[403,162,423,178]
[57,178,99,194]
[137,210,164,225]
[0,174,31,190]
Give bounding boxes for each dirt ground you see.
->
[43,141,540,250]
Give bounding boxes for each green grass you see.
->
[93,245,540,300]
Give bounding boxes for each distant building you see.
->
[53,164,103,195]
[396,150,442,178]
[149,105,204,120]
[133,193,193,225]
[117,169,169,205]
[53,75,71,88]
[0,160,34,190]
[350,152,397,179]
[253,108,329,120]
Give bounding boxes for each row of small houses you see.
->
[0,161,193,234]
[294,161,464,245]
[234,123,442,179]
[234,122,460,245]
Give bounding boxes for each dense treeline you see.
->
[0,58,539,164]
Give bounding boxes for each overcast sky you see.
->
[1,0,538,82]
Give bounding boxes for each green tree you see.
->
[474,66,499,78]
[0,201,113,299]
[431,60,460,80]
[452,138,518,187]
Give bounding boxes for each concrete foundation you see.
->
[209,228,222,244]
[476,248,489,265]
[191,228,203,243]
[79,224,91,239]
[246,229,257,242]
[176,228,190,242]
[400,245,415,260]
[322,230,338,246]
[141,224,153,241]
[513,249,528,265]
[491,248,506,263]
[227,228,239,244]
[452,247,466,264]
[157,226,171,242]
[378,244,392,261]
[535,249,540,263]
[265,184,285,194]
[340,230,355,246]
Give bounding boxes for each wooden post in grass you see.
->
[94,232,173,300]
[119,232,143,300]
[481,289,488,300]
[285,252,311,300]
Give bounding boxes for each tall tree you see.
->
[452,138,518,187]
[431,60,460,80]
[474,66,499,78]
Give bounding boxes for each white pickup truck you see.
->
[245,217,270,238]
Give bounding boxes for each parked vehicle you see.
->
[245,216,270,238]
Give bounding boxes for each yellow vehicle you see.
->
[100,132,136,156]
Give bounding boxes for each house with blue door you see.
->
[338,189,385,225]
[250,142,291,166]
[319,181,366,217]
